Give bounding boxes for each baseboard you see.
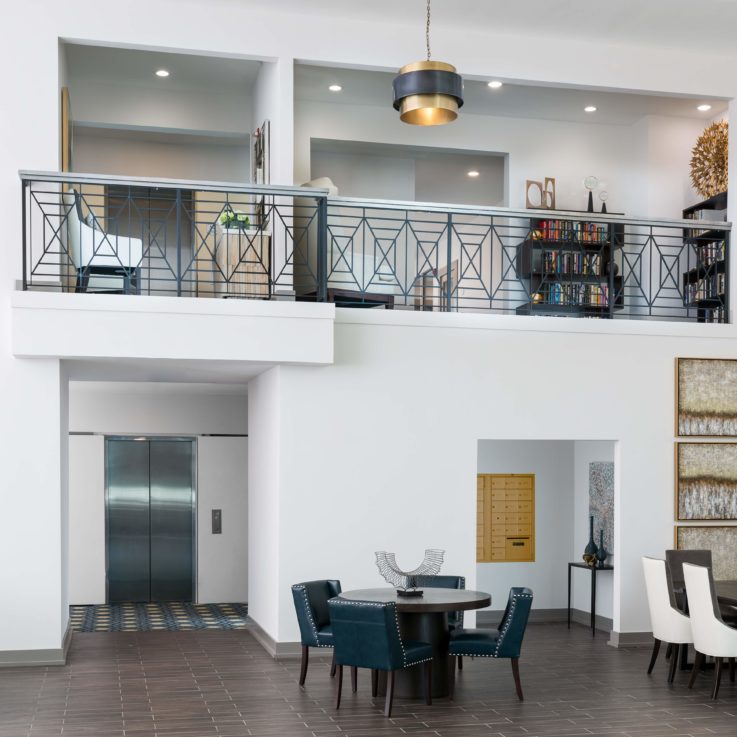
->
[608,630,653,648]
[477,608,568,626]
[0,621,72,667]
[247,619,305,659]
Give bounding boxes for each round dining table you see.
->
[338,587,491,698]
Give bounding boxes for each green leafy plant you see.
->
[219,208,250,230]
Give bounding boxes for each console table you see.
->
[567,561,614,637]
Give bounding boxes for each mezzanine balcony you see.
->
[20,171,731,323]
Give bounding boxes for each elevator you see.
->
[105,437,196,603]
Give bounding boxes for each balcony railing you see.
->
[21,171,731,323]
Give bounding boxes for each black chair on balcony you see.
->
[413,574,466,668]
[448,587,533,701]
[291,579,342,685]
[328,598,432,718]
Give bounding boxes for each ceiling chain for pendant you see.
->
[426,0,431,61]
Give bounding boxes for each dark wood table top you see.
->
[716,580,737,607]
[338,587,491,613]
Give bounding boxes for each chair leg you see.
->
[688,651,704,689]
[335,664,343,710]
[299,645,309,686]
[665,642,673,660]
[712,657,723,700]
[371,669,378,698]
[330,651,336,678]
[384,670,395,718]
[424,660,432,706]
[351,666,358,693]
[511,658,524,701]
[667,643,680,684]
[449,655,457,700]
[458,655,463,671]
[730,658,735,683]
[647,638,661,675]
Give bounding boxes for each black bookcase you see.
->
[682,192,728,324]
[516,216,624,317]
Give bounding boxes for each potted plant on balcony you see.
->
[218,207,251,232]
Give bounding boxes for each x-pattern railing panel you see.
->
[20,173,730,322]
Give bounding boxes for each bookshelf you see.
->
[516,216,624,317]
[682,192,728,324]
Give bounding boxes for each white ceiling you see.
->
[65,44,262,94]
[66,358,267,385]
[295,65,728,126]
[264,0,737,54]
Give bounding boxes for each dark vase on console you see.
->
[583,515,598,567]
[596,529,608,567]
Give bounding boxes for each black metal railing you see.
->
[21,172,731,323]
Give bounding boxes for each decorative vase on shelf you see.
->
[582,515,598,567]
[596,529,608,567]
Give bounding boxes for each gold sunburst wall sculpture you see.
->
[690,120,728,199]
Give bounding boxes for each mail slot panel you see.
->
[505,537,531,561]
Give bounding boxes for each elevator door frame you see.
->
[104,436,198,603]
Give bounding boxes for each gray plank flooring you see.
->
[0,623,735,737]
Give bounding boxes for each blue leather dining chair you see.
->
[328,598,433,717]
[291,580,342,685]
[413,574,466,668]
[448,587,533,700]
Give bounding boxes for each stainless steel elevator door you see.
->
[106,438,195,603]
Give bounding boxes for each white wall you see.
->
[73,130,250,182]
[3,0,737,658]
[197,436,248,603]
[70,381,248,435]
[69,80,253,137]
[296,99,708,218]
[247,367,281,637]
[572,440,616,621]
[68,435,105,604]
[310,149,415,200]
[476,440,574,612]
[67,382,249,605]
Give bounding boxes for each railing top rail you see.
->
[328,194,732,230]
[18,170,330,199]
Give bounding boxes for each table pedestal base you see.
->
[377,611,450,698]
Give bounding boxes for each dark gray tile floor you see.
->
[0,623,735,737]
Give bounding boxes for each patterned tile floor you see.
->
[2,623,737,737]
[69,602,250,632]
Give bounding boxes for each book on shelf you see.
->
[537,250,601,275]
[536,282,610,307]
[685,273,725,305]
[534,219,609,244]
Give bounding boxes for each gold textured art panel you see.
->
[678,358,737,436]
[677,526,737,580]
[690,120,728,199]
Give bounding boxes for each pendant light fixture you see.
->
[393,0,464,125]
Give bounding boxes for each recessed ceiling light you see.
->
[467,170,480,178]
[584,105,597,113]
[487,80,503,89]
[697,104,712,112]
[155,69,170,78]
[329,84,342,92]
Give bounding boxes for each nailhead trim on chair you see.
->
[330,598,433,667]
[292,584,332,648]
[450,592,533,659]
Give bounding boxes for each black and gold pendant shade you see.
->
[392,60,464,126]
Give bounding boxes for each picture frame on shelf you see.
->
[676,357,737,436]
[676,442,737,520]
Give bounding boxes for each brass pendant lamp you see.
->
[393,0,464,125]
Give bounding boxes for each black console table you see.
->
[567,562,614,637]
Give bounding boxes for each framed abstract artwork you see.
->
[676,526,737,580]
[676,443,737,520]
[677,358,737,437]
[589,462,614,553]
